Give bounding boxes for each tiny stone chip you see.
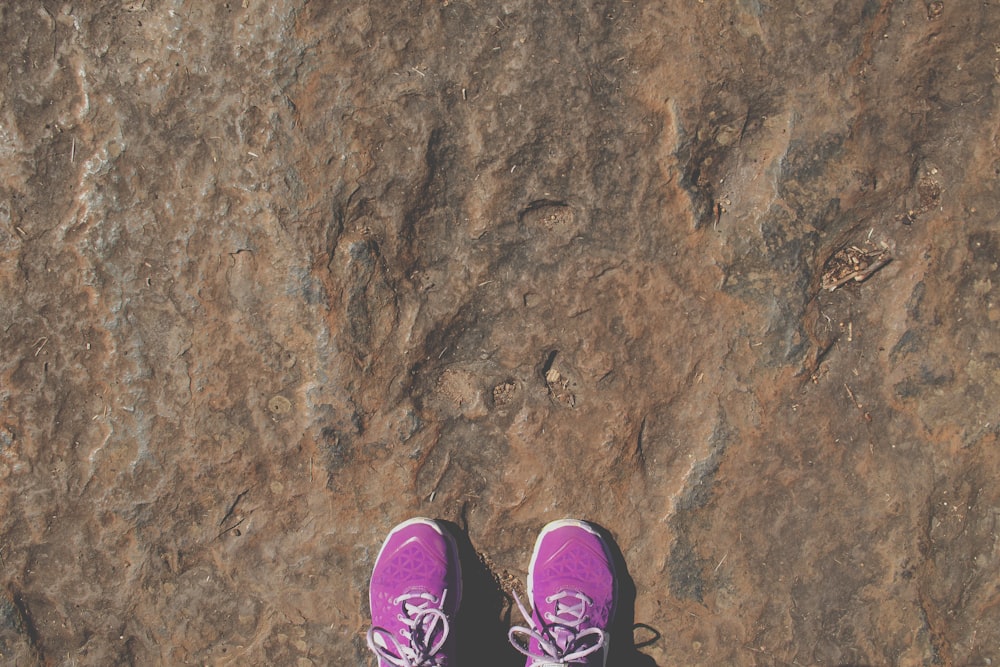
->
[492,381,517,406]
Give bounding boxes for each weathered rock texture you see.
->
[2,1,999,665]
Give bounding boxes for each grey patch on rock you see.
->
[395,409,422,443]
[667,532,705,603]
[890,328,926,362]
[339,237,400,363]
[0,592,20,632]
[0,589,42,660]
[320,427,354,477]
[893,366,955,399]
[667,409,731,602]
[676,410,730,513]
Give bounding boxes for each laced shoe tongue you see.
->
[545,625,583,657]
[542,590,593,651]
[400,590,449,648]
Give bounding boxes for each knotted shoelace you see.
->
[367,589,452,667]
[508,589,607,666]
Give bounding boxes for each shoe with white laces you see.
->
[367,518,462,667]
[508,519,616,667]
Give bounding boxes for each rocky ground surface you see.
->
[2,1,999,665]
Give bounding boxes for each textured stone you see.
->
[1,1,998,665]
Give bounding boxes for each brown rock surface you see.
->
[2,1,998,665]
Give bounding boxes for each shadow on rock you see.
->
[591,523,662,667]
[438,520,521,667]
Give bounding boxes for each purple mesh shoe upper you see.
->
[367,518,461,667]
[509,519,617,667]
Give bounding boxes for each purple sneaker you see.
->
[367,518,462,666]
[509,519,617,666]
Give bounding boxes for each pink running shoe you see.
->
[509,519,617,667]
[367,518,462,667]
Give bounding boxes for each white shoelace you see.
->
[508,589,607,666]
[367,589,452,667]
